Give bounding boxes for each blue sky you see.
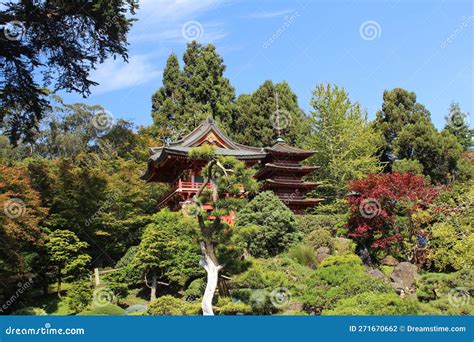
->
[61,0,473,130]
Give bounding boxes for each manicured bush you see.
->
[12,307,47,315]
[184,278,206,302]
[78,304,126,316]
[324,292,420,315]
[302,255,392,312]
[147,295,199,315]
[235,192,301,257]
[415,270,474,315]
[214,297,252,315]
[65,280,92,314]
[306,229,334,253]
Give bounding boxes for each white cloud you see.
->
[90,54,161,95]
[89,0,230,95]
[246,9,294,19]
[131,0,228,44]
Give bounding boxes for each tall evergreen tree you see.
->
[304,84,383,198]
[443,102,473,150]
[151,42,235,141]
[374,88,463,183]
[231,80,309,147]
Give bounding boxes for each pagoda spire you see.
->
[274,91,283,141]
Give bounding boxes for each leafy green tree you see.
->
[0,1,137,145]
[187,145,258,315]
[231,80,309,147]
[304,84,383,198]
[374,88,463,183]
[45,229,91,295]
[130,210,202,301]
[151,42,235,140]
[235,191,301,257]
[443,102,473,150]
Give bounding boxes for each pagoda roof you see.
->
[255,163,319,179]
[141,118,266,182]
[262,179,321,189]
[163,117,264,152]
[265,142,315,156]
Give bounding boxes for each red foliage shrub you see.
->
[346,173,438,253]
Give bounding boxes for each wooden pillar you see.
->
[94,268,100,287]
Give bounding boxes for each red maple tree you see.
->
[346,173,438,254]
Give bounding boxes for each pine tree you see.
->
[151,42,235,141]
[443,102,473,150]
[374,88,464,183]
[231,80,309,147]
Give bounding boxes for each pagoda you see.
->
[141,118,323,214]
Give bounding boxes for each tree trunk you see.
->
[150,270,157,302]
[57,276,62,297]
[199,241,221,316]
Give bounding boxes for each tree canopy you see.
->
[0,0,137,145]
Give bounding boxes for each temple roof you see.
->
[142,118,267,182]
[265,142,315,156]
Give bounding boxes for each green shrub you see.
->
[416,269,473,316]
[65,280,92,314]
[287,244,317,268]
[184,278,205,302]
[296,214,346,235]
[306,229,334,253]
[428,221,473,271]
[318,254,361,267]
[148,295,194,315]
[235,192,301,257]
[214,297,252,315]
[302,255,392,312]
[333,237,356,255]
[325,292,420,315]
[12,307,47,315]
[78,304,125,316]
